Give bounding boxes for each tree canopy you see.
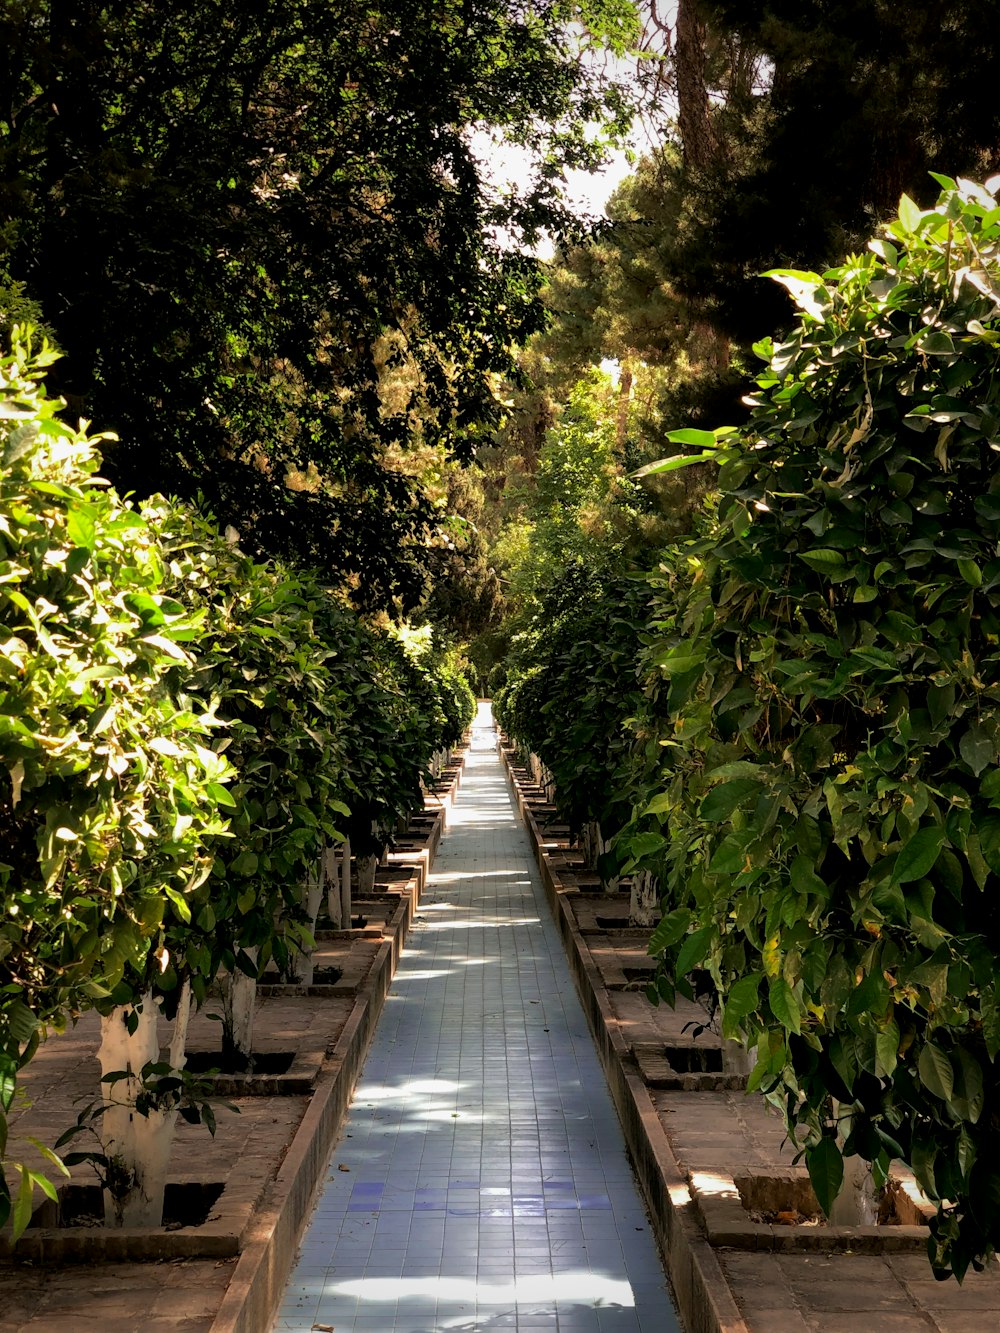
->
[0,0,639,607]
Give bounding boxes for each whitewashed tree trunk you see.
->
[581,821,600,870]
[340,835,352,925]
[581,822,619,892]
[721,1037,755,1077]
[324,843,344,930]
[218,946,258,1070]
[98,996,181,1228]
[167,980,192,1072]
[357,853,378,895]
[629,870,659,927]
[288,864,324,985]
[827,1103,880,1226]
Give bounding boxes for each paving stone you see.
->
[800,1317,935,1332]
[742,1311,812,1333]
[275,705,680,1333]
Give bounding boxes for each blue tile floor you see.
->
[274,704,682,1333]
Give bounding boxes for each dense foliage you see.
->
[0,333,233,1228]
[0,0,639,608]
[0,330,474,1232]
[494,557,647,845]
[627,179,1000,1279]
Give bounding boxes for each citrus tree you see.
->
[630,176,1000,1279]
[0,329,233,1230]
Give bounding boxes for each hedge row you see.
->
[0,328,474,1225]
[498,178,1000,1281]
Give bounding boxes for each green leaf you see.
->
[641,792,672,817]
[699,779,762,823]
[893,825,944,884]
[977,814,1000,873]
[664,428,723,449]
[768,976,801,1035]
[762,270,829,318]
[921,330,956,356]
[797,548,847,574]
[960,725,994,777]
[958,558,983,588]
[983,995,1000,1061]
[625,831,667,861]
[632,452,718,478]
[951,1047,984,1124]
[648,907,692,955]
[207,782,237,808]
[11,1164,33,1240]
[806,1137,844,1219]
[709,833,751,875]
[675,925,713,978]
[230,850,260,876]
[898,193,923,233]
[917,1041,955,1102]
[722,974,761,1038]
[875,1021,900,1078]
[164,888,191,924]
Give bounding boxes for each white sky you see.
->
[473,133,636,258]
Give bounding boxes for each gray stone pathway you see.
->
[274,704,681,1332]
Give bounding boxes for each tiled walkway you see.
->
[275,704,681,1333]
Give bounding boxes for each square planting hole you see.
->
[733,1173,926,1227]
[260,965,344,985]
[622,966,657,983]
[185,1049,296,1077]
[31,1182,225,1231]
[665,1045,723,1073]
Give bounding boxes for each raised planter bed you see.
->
[499,736,1000,1333]
[633,1043,747,1093]
[0,745,466,1324]
[692,1166,931,1255]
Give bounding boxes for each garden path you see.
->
[273,703,681,1333]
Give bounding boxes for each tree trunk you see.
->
[167,980,192,1072]
[218,947,258,1071]
[581,820,601,872]
[340,834,353,925]
[722,1037,755,1077]
[827,1102,880,1226]
[288,863,324,985]
[324,842,344,929]
[97,993,187,1228]
[616,361,633,448]
[357,853,378,895]
[629,869,659,927]
[675,0,719,172]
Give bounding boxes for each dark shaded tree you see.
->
[0,0,638,607]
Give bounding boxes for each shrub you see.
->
[0,330,232,1228]
[494,556,648,843]
[636,177,1000,1279]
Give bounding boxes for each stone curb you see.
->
[501,744,749,1333]
[208,741,468,1333]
